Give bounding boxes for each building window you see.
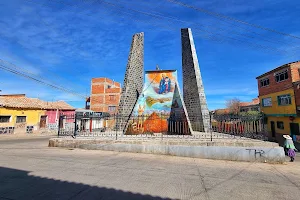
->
[262,97,272,107]
[275,70,288,82]
[277,121,284,129]
[260,78,269,87]
[16,116,26,123]
[107,85,111,89]
[0,116,10,123]
[109,95,116,101]
[278,94,291,105]
[108,106,116,112]
[85,101,90,109]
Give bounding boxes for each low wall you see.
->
[49,138,285,163]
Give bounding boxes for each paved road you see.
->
[0,137,299,200]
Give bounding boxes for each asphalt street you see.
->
[0,136,299,200]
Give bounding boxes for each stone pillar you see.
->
[181,28,210,132]
[117,32,144,132]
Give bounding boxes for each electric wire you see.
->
[166,0,300,40]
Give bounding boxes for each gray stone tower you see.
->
[181,28,210,132]
[117,32,144,132]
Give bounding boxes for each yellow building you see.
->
[0,108,46,134]
[256,61,300,145]
[0,94,74,134]
[0,94,46,134]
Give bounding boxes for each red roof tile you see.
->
[239,98,259,107]
[0,96,75,110]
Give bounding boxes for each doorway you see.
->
[59,116,64,129]
[270,121,275,138]
[290,123,300,136]
[81,119,88,131]
[290,123,300,150]
[40,116,47,128]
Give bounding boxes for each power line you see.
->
[0,59,78,91]
[0,60,87,99]
[26,0,298,56]
[2,0,298,106]
[68,0,296,56]
[165,0,300,40]
[0,0,105,95]
[1,59,117,106]
[115,0,300,48]
[97,1,296,56]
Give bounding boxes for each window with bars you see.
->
[16,116,26,123]
[277,94,292,105]
[262,97,272,107]
[108,106,116,112]
[0,116,11,123]
[260,78,269,87]
[275,70,288,82]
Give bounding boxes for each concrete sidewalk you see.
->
[0,134,56,141]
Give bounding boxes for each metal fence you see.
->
[57,113,268,141]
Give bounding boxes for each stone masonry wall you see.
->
[117,32,144,132]
[181,28,210,132]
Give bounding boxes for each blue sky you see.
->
[0,0,299,110]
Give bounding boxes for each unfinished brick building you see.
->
[90,78,121,114]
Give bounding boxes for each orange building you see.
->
[90,77,121,114]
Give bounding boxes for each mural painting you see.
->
[125,70,190,135]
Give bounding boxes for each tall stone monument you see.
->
[117,32,144,132]
[124,69,193,135]
[181,28,210,132]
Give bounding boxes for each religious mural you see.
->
[125,70,190,135]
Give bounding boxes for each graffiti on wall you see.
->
[47,123,58,130]
[26,126,34,134]
[15,123,26,129]
[126,70,189,135]
[0,127,14,134]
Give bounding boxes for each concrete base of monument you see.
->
[49,138,285,163]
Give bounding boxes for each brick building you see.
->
[256,60,300,144]
[90,78,121,114]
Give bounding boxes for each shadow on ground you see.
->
[0,167,172,200]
